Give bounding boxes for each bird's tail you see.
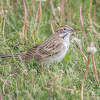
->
[0,52,26,59]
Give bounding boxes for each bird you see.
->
[0,25,75,65]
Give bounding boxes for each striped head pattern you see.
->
[55,25,75,38]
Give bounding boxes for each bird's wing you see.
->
[24,37,64,61]
[24,44,39,60]
[37,38,62,56]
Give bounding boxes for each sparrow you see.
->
[0,25,75,65]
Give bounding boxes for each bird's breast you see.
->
[55,41,70,62]
[43,41,70,65]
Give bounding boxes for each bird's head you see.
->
[55,25,75,39]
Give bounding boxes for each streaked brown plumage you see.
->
[0,25,75,65]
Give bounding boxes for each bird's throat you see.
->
[63,34,71,43]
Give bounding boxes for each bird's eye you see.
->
[63,28,66,30]
[56,30,59,33]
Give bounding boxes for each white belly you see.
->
[55,42,69,62]
[44,42,70,64]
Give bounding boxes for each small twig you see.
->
[80,4,87,41]
[50,22,54,34]
[0,92,3,100]
[23,0,27,40]
[33,2,41,28]
[50,0,59,22]
[26,0,35,21]
[2,74,17,95]
[88,0,93,33]
[0,0,3,34]
[93,2,98,28]
[79,47,88,61]
[81,55,90,100]
[34,0,42,39]
[39,1,42,22]
[46,82,74,92]
[23,0,36,41]
[31,73,35,89]
[33,1,42,43]
[0,78,12,87]
[92,54,98,82]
